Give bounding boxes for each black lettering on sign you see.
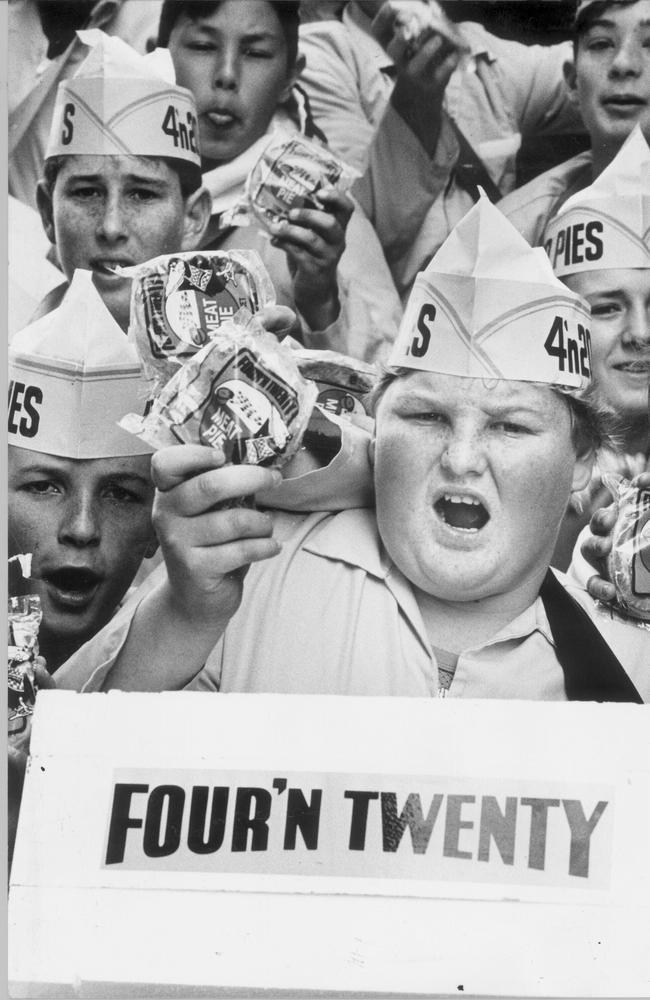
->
[105,783,149,865]
[231,787,272,852]
[411,304,436,358]
[283,787,322,850]
[344,790,378,851]
[562,799,608,878]
[143,784,185,858]
[62,102,75,145]
[381,791,443,854]
[521,797,560,871]
[8,382,42,438]
[187,785,229,854]
[477,795,518,865]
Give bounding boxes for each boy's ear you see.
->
[180,185,212,250]
[36,181,56,246]
[563,58,580,107]
[571,447,594,495]
[279,52,305,104]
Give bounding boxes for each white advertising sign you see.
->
[8,693,650,998]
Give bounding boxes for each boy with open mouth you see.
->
[56,198,648,703]
[8,271,158,673]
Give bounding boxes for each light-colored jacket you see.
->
[300,2,582,301]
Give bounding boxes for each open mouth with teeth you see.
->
[434,494,490,532]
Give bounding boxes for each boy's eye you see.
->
[407,411,448,425]
[186,41,216,52]
[586,38,614,51]
[23,480,60,496]
[128,188,159,202]
[243,47,273,59]
[69,186,101,199]
[103,484,146,504]
[590,302,622,317]
[492,421,531,436]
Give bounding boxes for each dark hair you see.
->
[573,0,640,54]
[157,0,300,70]
[366,366,613,457]
[42,154,202,199]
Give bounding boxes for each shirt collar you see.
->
[303,509,556,649]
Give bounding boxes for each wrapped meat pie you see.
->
[121,312,317,468]
[125,250,276,392]
[605,475,650,623]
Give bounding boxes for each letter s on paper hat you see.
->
[545,126,650,278]
[45,29,201,167]
[388,195,592,392]
[9,270,153,459]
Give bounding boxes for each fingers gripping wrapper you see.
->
[605,475,650,623]
[121,314,317,469]
[126,251,276,393]
[225,133,359,232]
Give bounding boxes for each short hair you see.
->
[42,154,202,200]
[157,0,300,71]
[573,0,640,54]
[366,366,614,457]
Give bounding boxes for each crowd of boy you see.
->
[7,0,650,856]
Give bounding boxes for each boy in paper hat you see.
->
[8,271,158,673]
[544,124,650,569]
[34,30,211,331]
[500,0,650,246]
[56,199,648,703]
[154,0,403,362]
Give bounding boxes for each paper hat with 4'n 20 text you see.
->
[388,195,592,392]
[9,270,153,459]
[545,125,650,278]
[45,29,201,167]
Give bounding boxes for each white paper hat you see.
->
[388,195,592,392]
[45,29,201,167]
[545,126,650,278]
[9,270,153,459]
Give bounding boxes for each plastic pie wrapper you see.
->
[289,345,377,418]
[123,250,276,393]
[604,474,650,623]
[8,587,40,735]
[372,0,470,61]
[121,312,317,468]
[225,133,359,233]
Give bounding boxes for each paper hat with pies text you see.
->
[45,29,201,167]
[9,270,153,459]
[388,195,592,391]
[544,126,650,278]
